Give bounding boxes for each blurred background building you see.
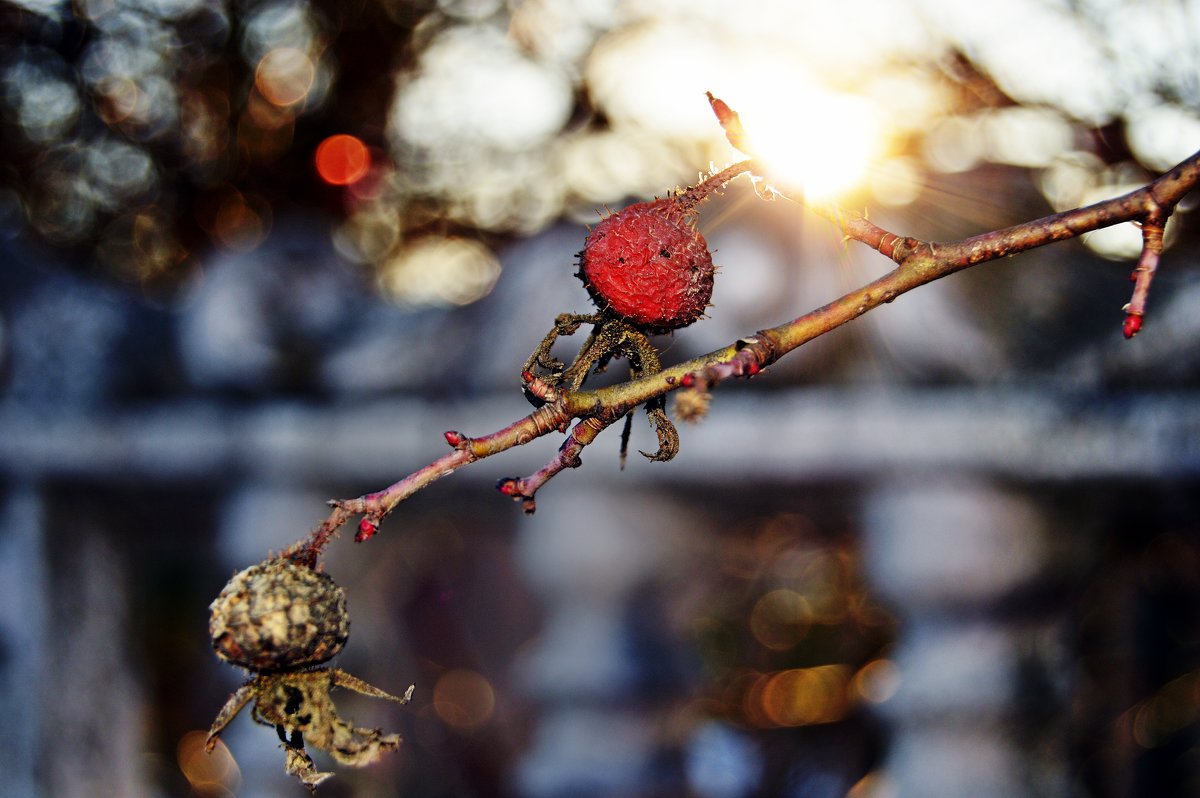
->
[0,0,1198,796]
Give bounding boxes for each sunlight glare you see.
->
[734,88,886,200]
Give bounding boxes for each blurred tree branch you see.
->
[288,101,1200,562]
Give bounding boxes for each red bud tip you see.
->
[496,478,520,496]
[1129,270,1139,282]
[355,517,378,542]
[705,91,750,154]
[680,373,696,388]
[706,92,734,125]
[746,361,761,376]
[1123,313,1143,339]
[521,371,534,383]
[444,430,465,447]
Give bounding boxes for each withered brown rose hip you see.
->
[207,555,412,790]
[209,557,349,671]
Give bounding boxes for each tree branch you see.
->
[287,112,1200,558]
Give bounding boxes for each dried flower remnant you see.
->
[208,667,414,789]
[206,557,413,790]
[672,385,712,423]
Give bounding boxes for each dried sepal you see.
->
[206,668,413,791]
[206,683,256,753]
[641,403,680,462]
[285,744,334,790]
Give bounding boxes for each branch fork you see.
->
[281,94,1199,562]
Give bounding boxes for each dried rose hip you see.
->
[578,196,715,332]
[209,557,349,672]
[207,556,412,790]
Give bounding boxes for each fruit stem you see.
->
[676,159,757,215]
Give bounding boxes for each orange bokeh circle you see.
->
[315,134,370,186]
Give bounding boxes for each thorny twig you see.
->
[288,96,1200,559]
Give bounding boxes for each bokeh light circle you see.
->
[315,134,370,186]
[433,669,495,730]
[379,236,501,307]
[255,47,315,107]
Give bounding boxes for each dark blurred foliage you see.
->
[0,0,431,292]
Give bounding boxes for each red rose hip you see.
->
[578,197,714,332]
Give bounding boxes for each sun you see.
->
[732,86,886,201]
